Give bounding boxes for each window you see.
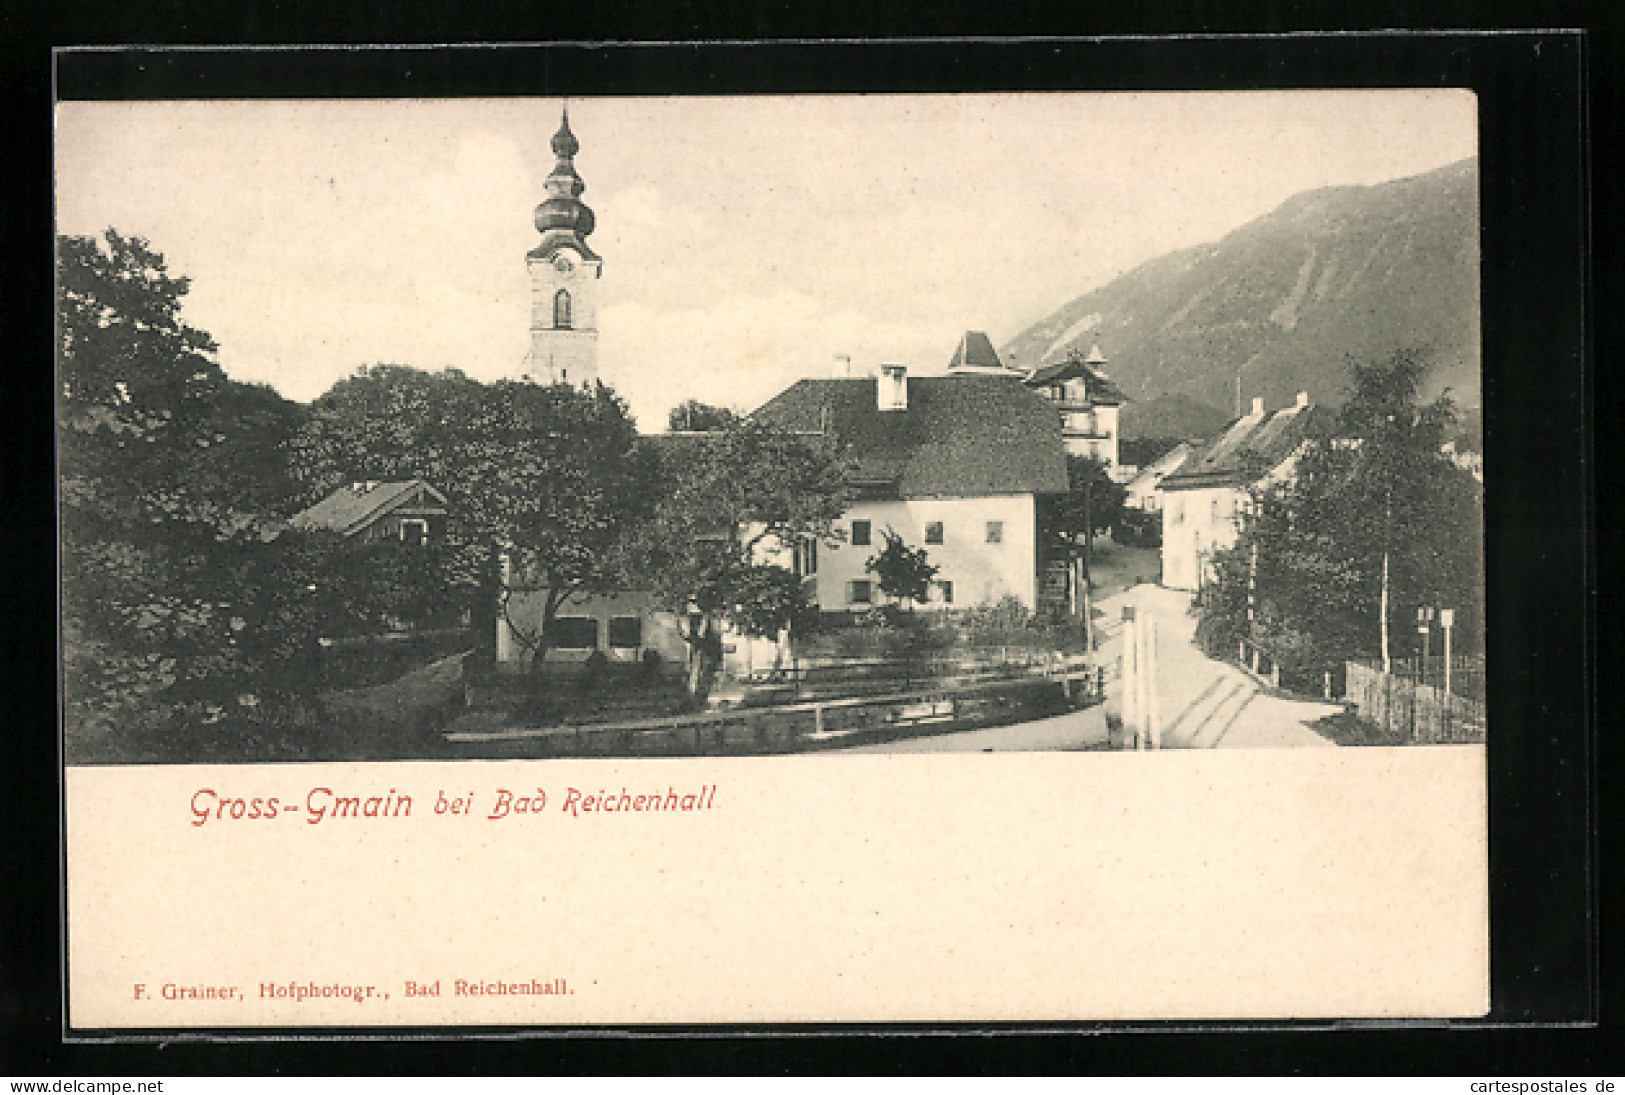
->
[847,580,873,605]
[796,538,819,577]
[985,520,1003,545]
[398,518,428,547]
[608,616,642,649]
[554,289,572,329]
[932,580,955,605]
[548,617,598,649]
[924,521,944,545]
[851,520,871,547]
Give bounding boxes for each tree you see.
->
[1193,351,1483,688]
[865,528,938,609]
[294,368,659,663]
[1335,350,1460,671]
[625,419,854,695]
[1042,455,1126,560]
[59,230,324,759]
[667,399,739,433]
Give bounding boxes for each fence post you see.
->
[1323,670,1332,700]
[1122,606,1139,750]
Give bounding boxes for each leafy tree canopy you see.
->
[294,367,660,655]
[865,528,938,609]
[622,419,854,692]
[1041,454,1127,558]
[1194,351,1483,686]
[667,399,740,433]
[59,231,336,759]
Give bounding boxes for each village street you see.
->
[1095,584,1341,749]
[837,583,1341,753]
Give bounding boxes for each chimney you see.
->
[1250,397,1265,417]
[1295,390,1309,408]
[879,364,908,412]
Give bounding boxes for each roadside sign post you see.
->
[1417,606,1434,685]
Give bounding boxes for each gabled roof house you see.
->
[752,367,1068,611]
[288,479,450,547]
[1158,393,1335,591]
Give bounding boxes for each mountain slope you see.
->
[1002,158,1481,412]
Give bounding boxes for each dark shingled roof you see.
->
[751,375,1068,498]
[288,479,448,537]
[947,330,1019,372]
[1160,403,1337,492]
[1024,359,1128,405]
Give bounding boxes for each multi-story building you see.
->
[1157,392,1332,591]
[1021,344,1127,477]
[751,362,1070,614]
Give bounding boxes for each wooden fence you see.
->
[1344,660,1486,742]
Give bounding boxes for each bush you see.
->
[579,649,609,692]
[961,595,1032,644]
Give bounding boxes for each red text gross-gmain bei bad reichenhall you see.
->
[186,784,718,826]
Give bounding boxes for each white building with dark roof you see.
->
[751,366,1070,612]
[1157,392,1333,591]
[1122,441,1195,514]
[1021,344,1127,475]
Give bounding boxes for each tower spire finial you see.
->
[551,102,580,160]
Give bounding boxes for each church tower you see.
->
[527,106,601,387]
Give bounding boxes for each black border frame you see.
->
[6,29,1603,1075]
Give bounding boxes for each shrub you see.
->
[579,649,609,692]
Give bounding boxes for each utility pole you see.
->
[1122,605,1138,748]
[1145,614,1160,749]
[1380,489,1393,674]
[1247,540,1259,672]
[1440,608,1455,696]
[1082,477,1094,652]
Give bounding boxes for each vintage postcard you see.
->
[57,88,1490,1028]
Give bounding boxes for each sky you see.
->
[55,91,1477,431]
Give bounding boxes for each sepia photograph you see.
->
[57,91,1485,766]
[54,74,1514,1029]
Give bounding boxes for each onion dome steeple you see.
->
[530,105,599,261]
